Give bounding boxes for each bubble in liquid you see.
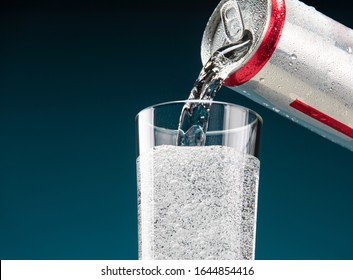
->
[290,53,297,60]
[137,145,260,260]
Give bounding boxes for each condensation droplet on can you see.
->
[290,53,297,60]
[259,78,265,82]
[289,62,293,66]
[242,89,251,96]
[273,108,280,113]
[347,46,353,54]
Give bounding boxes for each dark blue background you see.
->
[1,0,352,259]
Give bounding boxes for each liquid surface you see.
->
[137,145,259,260]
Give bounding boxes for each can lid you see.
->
[201,0,286,86]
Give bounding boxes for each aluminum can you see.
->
[201,0,353,151]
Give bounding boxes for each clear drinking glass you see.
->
[135,100,262,260]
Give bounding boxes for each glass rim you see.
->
[136,100,263,134]
[136,99,262,121]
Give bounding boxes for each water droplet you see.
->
[331,81,335,85]
[329,87,333,92]
[273,108,280,113]
[347,46,352,54]
[294,67,298,72]
[263,102,269,107]
[290,53,297,60]
[259,78,265,82]
[289,62,293,66]
[242,89,251,96]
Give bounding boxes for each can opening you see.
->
[224,0,286,86]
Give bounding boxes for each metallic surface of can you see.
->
[201,0,353,151]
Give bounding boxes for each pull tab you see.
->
[220,0,244,43]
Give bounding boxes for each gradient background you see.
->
[1,0,352,260]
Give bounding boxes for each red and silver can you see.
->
[201,0,353,151]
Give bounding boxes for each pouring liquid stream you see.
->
[176,34,252,146]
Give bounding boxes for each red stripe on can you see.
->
[224,0,286,86]
[290,99,353,139]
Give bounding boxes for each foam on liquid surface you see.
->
[137,145,259,260]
